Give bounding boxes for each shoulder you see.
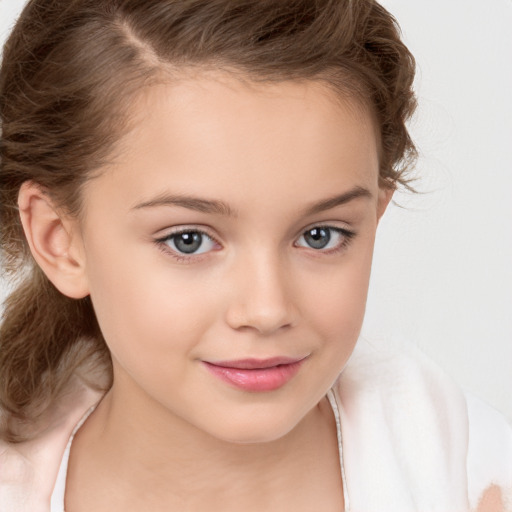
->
[334,340,512,511]
[0,383,101,512]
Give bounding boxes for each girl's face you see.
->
[74,74,389,443]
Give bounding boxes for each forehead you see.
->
[88,74,380,214]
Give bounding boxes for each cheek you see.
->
[302,236,375,370]
[310,244,373,331]
[88,272,221,398]
[83,241,219,367]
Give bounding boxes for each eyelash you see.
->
[295,225,356,255]
[154,225,356,263]
[154,227,220,263]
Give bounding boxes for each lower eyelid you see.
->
[154,228,222,261]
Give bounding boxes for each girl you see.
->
[0,1,511,511]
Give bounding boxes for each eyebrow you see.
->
[132,194,236,216]
[132,186,372,217]
[301,186,372,216]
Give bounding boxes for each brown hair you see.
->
[0,0,416,442]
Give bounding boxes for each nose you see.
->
[224,251,297,335]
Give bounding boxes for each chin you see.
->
[203,405,309,445]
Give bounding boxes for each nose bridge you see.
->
[225,245,296,335]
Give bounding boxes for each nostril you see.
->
[225,306,295,335]
[224,260,297,333]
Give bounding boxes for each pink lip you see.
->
[203,357,307,392]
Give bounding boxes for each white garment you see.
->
[335,341,512,511]
[1,340,511,512]
[51,406,97,512]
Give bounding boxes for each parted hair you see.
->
[0,0,416,442]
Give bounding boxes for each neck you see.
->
[66,375,343,512]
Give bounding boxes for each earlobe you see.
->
[18,181,89,299]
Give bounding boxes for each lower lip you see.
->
[202,360,304,392]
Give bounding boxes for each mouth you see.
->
[202,356,308,392]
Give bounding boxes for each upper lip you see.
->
[205,356,307,370]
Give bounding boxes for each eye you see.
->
[158,229,218,256]
[295,226,353,251]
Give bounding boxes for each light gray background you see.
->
[1,0,511,422]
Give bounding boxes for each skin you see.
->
[20,75,392,511]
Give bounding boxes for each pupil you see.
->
[305,228,330,249]
[175,232,202,253]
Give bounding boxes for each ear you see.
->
[376,185,394,222]
[18,181,89,299]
